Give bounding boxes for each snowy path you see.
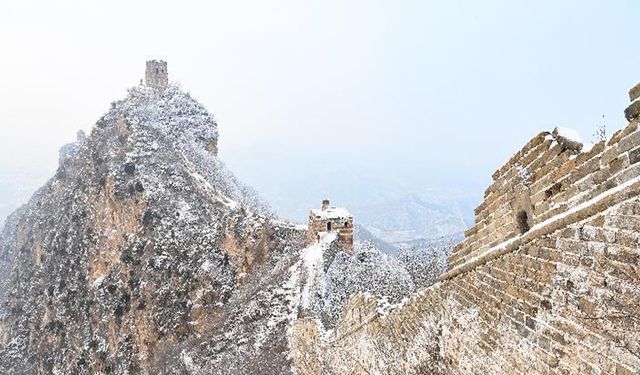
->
[299,232,336,310]
[282,232,337,355]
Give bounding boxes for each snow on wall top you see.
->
[554,126,583,144]
[310,206,352,220]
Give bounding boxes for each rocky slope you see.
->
[0,80,448,374]
[0,84,307,374]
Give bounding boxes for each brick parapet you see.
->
[450,121,640,270]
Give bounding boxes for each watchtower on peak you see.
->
[145,60,168,89]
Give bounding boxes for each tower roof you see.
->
[310,206,352,220]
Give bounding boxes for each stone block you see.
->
[629,146,640,165]
[624,100,640,122]
[618,128,640,153]
[629,81,640,101]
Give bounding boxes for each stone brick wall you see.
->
[291,119,640,374]
[450,121,640,272]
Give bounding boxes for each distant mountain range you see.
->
[351,193,472,244]
[222,150,480,246]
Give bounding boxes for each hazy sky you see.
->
[1,1,639,217]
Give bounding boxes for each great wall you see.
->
[290,84,640,374]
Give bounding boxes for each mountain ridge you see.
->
[0,76,447,374]
[0,83,306,374]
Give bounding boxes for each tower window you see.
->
[516,210,530,234]
[327,222,332,231]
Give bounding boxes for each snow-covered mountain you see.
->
[0,79,447,374]
[0,83,307,374]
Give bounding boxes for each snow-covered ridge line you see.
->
[178,150,239,210]
[108,82,272,215]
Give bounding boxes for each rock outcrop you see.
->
[0,84,306,374]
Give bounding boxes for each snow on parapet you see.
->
[551,126,583,153]
[554,126,583,144]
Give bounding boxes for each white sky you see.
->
[1,0,639,214]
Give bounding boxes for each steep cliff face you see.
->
[0,84,306,374]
